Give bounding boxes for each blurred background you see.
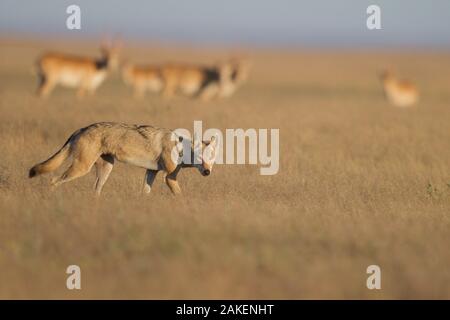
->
[1,1,450,299]
[1,0,450,48]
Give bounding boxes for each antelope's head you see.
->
[100,40,122,70]
[380,69,395,83]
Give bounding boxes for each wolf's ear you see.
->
[210,134,219,146]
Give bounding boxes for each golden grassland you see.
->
[0,40,449,299]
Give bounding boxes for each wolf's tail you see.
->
[28,130,78,178]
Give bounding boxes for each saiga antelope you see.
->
[122,59,250,100]
[36,42,120,98]
[380,70,419,107]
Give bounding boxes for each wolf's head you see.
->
[172,132,220,176]
[192,133,220,176]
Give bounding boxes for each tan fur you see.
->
[218,58,252,98]
[380,70,419,107]
[122,63,163,98]
[29,122,218,195]
[29,122,185,195]
[137,63,224,100]
[122,59,250,100]
[36,45,120,98]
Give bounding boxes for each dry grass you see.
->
[0,40,449,299]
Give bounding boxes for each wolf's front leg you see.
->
[165,170,181,195]
[161,153,182,194]
[143,169,158,194]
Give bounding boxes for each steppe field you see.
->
[0,39,449,299]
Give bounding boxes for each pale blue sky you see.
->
[1,0,449,47]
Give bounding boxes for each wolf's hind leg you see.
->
[94,154,114,195]
[52,152,99,188]
[142,169,158,194]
